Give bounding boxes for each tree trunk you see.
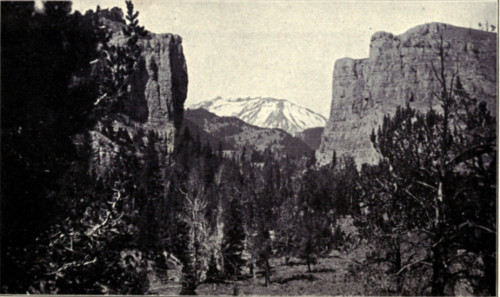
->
[264,258,270,287]
[485,257,496,296]
[431,239,446,295]
[306,255,311,273]
[232,283,240,296]
[249,261,255,279]
[431,177,447,295]
[220,254,225,276]
[432,183,446,295]
[394,239,402,294]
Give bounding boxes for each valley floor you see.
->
[147,249,371,296]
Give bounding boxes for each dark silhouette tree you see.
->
[94,0,147,113]
[1,2,107,291]
[1,1,152,293]
[222,197,246,279]
[136,131,165,255]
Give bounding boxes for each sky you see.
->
[71,0,497,117]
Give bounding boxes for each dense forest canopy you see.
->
[1,1,496,295]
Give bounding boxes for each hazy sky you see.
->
[72,0,497,117]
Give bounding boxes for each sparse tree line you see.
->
[151,130,363,294]
[1,1,495,295]
[476,21,496,32]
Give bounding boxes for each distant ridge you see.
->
[184,108,312,158]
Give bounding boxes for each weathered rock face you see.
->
[317,23,497,166]
[98,9,188,132]
[92,31,188,172]
[127,33,188,132]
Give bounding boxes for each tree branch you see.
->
[446,144,495,168]
[396,258,430,275]
[459,221,496,234]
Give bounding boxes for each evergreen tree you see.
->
[250,156,278,285]
[1,1,152,293]
[1,2,108,291]
[222,197,246,279]
[357,162,408,293]
[94,0,147,113]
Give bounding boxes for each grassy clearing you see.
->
[148,249,372,296]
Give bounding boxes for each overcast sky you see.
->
[72,0,497,117]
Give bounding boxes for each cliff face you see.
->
[92,31,188,172]
[98,8,188,131]
[317,23,497,166]
[127,33,188,131]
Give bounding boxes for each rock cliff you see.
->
[97,8,188,132]
[317,23,497,166]
[296,127,324,150]
[125,33,188,131]
[92,16,188,171]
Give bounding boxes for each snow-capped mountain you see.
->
[188,97,327,136]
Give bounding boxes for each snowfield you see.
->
[189,97,326,136]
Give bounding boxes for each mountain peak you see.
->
[188,97,326,135]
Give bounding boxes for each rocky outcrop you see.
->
[126,33,188,132]
[92,24,188,172]
[98,7,188,130]
[317,23,497,166]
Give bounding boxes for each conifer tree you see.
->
[222,197,246,279]
[1,2,111,292]
[95,0,147,113]
[1,1,154,293]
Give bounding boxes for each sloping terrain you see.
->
[185,108,312,158]
[296,127,324,150]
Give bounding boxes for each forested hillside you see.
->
[1,1,496,295]
[184,108,313,158]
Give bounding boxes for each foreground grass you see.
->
[148,249,370,296]
[197,256,365,296]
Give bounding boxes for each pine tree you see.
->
[1,1,154,293]
[1,2,110,292]
[222,197,246,279]
[95,0,146,114]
